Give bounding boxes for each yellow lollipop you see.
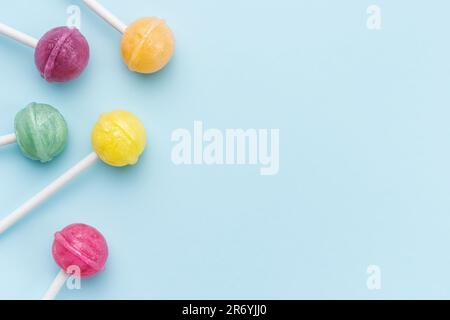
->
[92,110,146,166]
[0,110,147,235]
[83,0,175,74]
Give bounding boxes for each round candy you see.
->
[52,224,108,278]
[121,17,175,74]
[91,110,146,167]
[14,103,68,163]
[34,27,90,83]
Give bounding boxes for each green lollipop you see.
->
[0,103,68,163]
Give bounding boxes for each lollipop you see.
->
[0,23,89,82]
[42,223,109,300]
[82,0,174,74]
[0,102,68,163]
[0,110,146,234]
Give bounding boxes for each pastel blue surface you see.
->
[1,0,450,299]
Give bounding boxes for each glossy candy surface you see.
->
[91,110,146,167]
[34,27,90,82]
[14,103,68,163]
[121,17,174,74]
[52,224,109,278]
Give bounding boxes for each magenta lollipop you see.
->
[42,224,109,300]
[0,23,89,83]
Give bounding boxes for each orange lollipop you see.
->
[83,0,174,74]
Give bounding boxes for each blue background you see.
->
[1,0,450,299]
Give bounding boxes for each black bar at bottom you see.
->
[0,300,444,317]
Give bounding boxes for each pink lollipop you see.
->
[0,23,89,83]
[42,224,108,300]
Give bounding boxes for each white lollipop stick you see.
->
[0,22,38,48]
[0,133,16,146]
[82,0,127,34]
[0,152,99,234]
[42,270,69,300]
